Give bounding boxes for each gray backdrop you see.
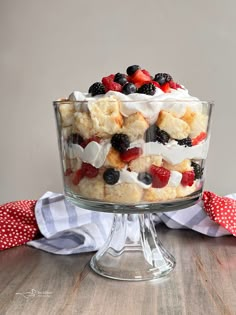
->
[0,0,235,203]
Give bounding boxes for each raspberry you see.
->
[81,163,99,178]
[181,170,195,186]
[138,83,156,95]
[103,168,120,185]
[111,133,130,153]
[191,161,204,179]
[177,137,192,147]
[150,165,170,188]
[88,82,105,96]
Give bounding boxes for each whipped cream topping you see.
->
[118,169,151,189]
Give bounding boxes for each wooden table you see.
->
[0,225,235,315]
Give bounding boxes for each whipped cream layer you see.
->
[69,87,202,124]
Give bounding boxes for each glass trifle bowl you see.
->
[53,68,213,281]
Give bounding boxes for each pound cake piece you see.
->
[122,112,149,141]
[157,110,190,140]
[163,159,192,173]
[88,96,123,137]
[74,112,94,139]
[143,186,177,202]
[59,102,75,127]
[129,155,162,173]
[104,147,126,169]
[181,109,208,138]
[77,175,105,200]
[105,183,143,203]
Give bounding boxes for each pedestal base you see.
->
[90,214,176,281]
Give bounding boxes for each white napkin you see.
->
[27,191,231,255]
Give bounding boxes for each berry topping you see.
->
[80,136,101,148]
[103,168,120,185]
[169,80,177,89]
[156,127,170,144]
[138,83,156,95]
[81,162,99,178]
[152,81,161,88]
[137,172,152,185]
[88,82,105,96]
[67,133,84,145]
[114,73,127,86]
[122,82,137,95]
[160,82,171,93]
[142,69,152,78]
[177,137,192,147]
[181,170,195,186]
[72,169,84,185]
[120,147,143,162]
[192,132,207,146]
[150,165,170,188]
[191,161,204,179]
[102,74,122,92]
[126,65,141,76]
[129,69,151,85]
[111,133,130,152]
[154,73,173,85]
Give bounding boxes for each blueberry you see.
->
[114,73,127,86]
[103,168,120,185]
[144,125,159,142]
[137,172,152,185]
[126,65,140,76]
[122,83,137,95]
[153,74,166,85]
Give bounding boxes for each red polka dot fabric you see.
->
[0,200,39,250]
[203,191,236,236]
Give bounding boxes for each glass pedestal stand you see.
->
[90,213,176,281]
[67,192,201,281]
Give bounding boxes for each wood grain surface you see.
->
[0,225,235,315]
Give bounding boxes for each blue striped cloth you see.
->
[27,191,231,255]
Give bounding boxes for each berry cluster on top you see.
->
[88,65,182,96]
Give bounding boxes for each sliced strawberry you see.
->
[80,136,101,148]
[130,69,152,85]
[81,162,99,178]
[64,168,73,176]
[169,80,177,89]
[160,82,171,93]
[192,132,207,146]
[181,170,195,186]
[176,83,183,89]
[149,165,170,188]
[72,169,84,185]
[120,147,143,162]
[142,69,152,77]
[152,81,161,88]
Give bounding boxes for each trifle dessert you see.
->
[54,65,212,204]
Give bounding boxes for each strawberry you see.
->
[120,147,143,162]
[80,136,101,148]
[169,80,177,89]
[149,165,170,188]
[176,83,183,89]
[181,170,195,186]
[191,132,207,146]
[130,69,151,85]
[142,69,152,78]
[160,82,171,93]
[81,162,99,178]
[152,81,161,88]
[72,169,84,185]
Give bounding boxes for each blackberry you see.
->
[126,65,140,76]
[144,125,159,142]
[191,161,204,179]
[156,127,170,144]
[138,83,156,95]
[103,168,120,185]
[122,82,137,95]
[114,73,127,86]
[67,133,83,145]
[111,133,130,152]
[177,137,192,147]
[137,172,152,185]
[88,82,105,96]
[154,73,173,85]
